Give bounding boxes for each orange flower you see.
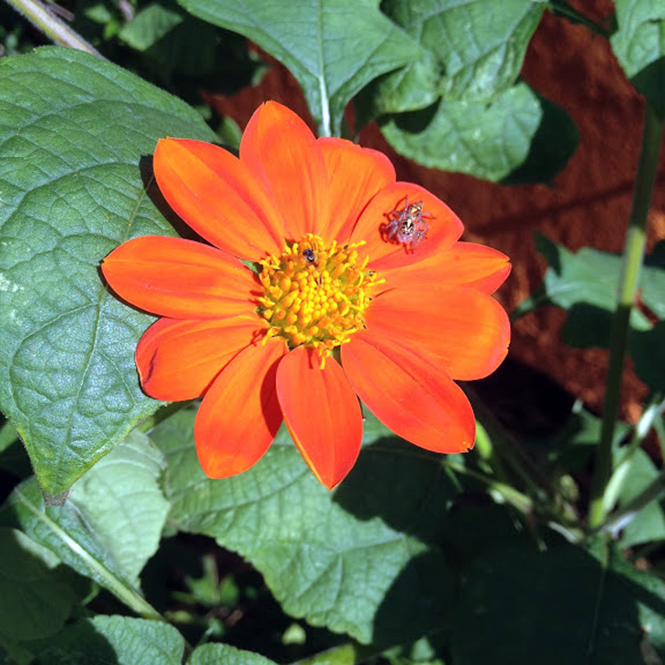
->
[102,101,510,489]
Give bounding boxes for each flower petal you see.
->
[365,286,510,381]
[136,316,259,400]
[194,338,287,479]
[317,137,396,243]
[102,236,258,319]
[351,182,463,271]
[342,331,475,453]
[240,101,329,239]
[382,242,511,295]
[154,138,285,260]
[276,346,362,490]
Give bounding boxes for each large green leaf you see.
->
[0,432,169,603]
[380,82,575,182]
[33,616,184,665]
[173,0,422,135]
[381,0,546,104]
[0,47,216,494]
[451,545,665,664]
[611,0,665,119]
[152,407,458,645]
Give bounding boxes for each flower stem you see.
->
[588,105,664,528]
[5,0,103,56]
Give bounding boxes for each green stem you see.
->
[441,459,533,514]
[602,391,665,513]
[15,487,164,621]
[4,0,103,56]
[600,469,665,538]
[588,105,664,528]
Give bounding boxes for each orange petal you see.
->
[240,102,329,239]
[351,182,463,271]
[365,286,510,381]
[194,338,288,479]
[136,316,260,400]
[276,347,362,490]
[102,236,258,318]
[154,138,285,260]
[382,242,511,295]
[342,332,475,453]
[317,137,396,243]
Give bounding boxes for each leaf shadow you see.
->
[31,617,118,664]
[451,544,665,664]
[334,435,458,546]
[138,155,202,242]
[631,56,665,122]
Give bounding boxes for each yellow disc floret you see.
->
[258,234,381,366]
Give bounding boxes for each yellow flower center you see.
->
[258,234,381,366]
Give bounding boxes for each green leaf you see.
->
[451,545,665,664]
[66,430,170,586]
[380,82,547,182]
[381,0,546,104]
[119,2,184,50]
[33,616,184,665]
[515,235,665,390]
[0,47,216,494]
[152,408,457,645]
[0,432,169,608]
[188,644,279,665]
[514,234,657,343]
[611,0,665,119]
[173,0,422,135]
[614,448,665,548]
[0,528,80,642]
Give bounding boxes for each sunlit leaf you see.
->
[152,407,458,645]
[380,83,558,182]
[381,0,546,103]
[0,432,169,596]
[611,0,665,119]
[173,0,422,135]
[0,46,216,494]
[188,644,279,665]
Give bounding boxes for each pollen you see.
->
[258,234,381,366]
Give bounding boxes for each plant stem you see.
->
[600,468,665,538]
[602,391,665,513]
[588,105,664,528]
[4,0,103,56]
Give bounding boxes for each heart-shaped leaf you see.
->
[381,0,546,104]
[0,47,216,494]
[380,82,569,182]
